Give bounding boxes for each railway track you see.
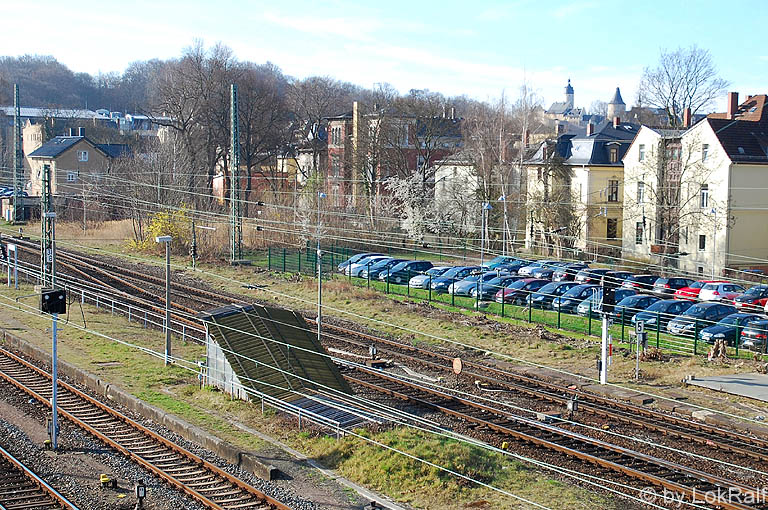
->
[0,442,80,510]
[344,364,767,510]
[6,238,768,507]
[0,347,292,510]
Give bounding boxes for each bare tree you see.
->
[638,46,728,128]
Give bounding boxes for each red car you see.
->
[674,280,727,301]
[494,278,549,305]
[733,285,768,311]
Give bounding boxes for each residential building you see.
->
[525,118,639,257]
[26,129,129,196]
[622,92,768,276]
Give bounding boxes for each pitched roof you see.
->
[95,143,131,158]
[525,119,639,166]
[708,95,768,123]
[27,136,86,158]
[0,106,104,120]
[707,118,768,163]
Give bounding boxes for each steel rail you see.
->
[0,348,293,510]
[0,443,81,510]
[344,365,765,510]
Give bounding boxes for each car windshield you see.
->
[646,300,677,312]
[426,267,449,276]
[617,296,644,306]
[690,281,706,289]
[747,321,768,329]
[717,315,741,326]
[702,283,718,290]
[486,276,511,286]
[389,262,409,272]
[506,280,526,290]
[743,287,766,297]
[537,282,562,294]
[684,304,711,317]
[563,285,592,298]
[441,267,468,278]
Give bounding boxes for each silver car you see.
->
[408,266,451,288]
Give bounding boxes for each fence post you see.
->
[656,311,661,348]
[428,275,432,302]
[367,263,371,290]
[451,283,455,307]
[588,302,592,336]
[557,301,561,329]
[407,269,411,297]
[620,308,625,343]
[298,251,301,273]
[386,267,390,294]
[475,280,479,310]
[268,247,271,270]
[736,325,741,357]
[501,290,505,317]
[694,320,699,355]
[282,248,286,272]
[528,294,532,323]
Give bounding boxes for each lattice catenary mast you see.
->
[13,84,24,223]
[230,83,243,262]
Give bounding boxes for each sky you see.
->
[2,0,766,112]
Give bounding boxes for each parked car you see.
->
[337,252,384,272]
[380,260,433,284]
[603,271,634,286]
[430,266,482,293]
[553,263,589,282]
[346,255,391,277]
[667,302,737,336]
[532,262,569,279]
[576,288,636,316]
[651,277,695,297]
[449,271,505,296]
[698,282,746,302]
[495,259,531,274]
[470,275,524,300]
[486,255,520,269]
[733,285,768,311]
[518,260,558,276]
[699,313,763,346]
[526,281,580,309]
[674,280,719,301]
[552,284,600,314]
[630,299,694,329]
[621,274,659,291]
[361,258,406,280]
[494,278,549,305]
[611,294,661,324]
[574,268,611,284]
[740,319,768,351]
[409,266,451,289]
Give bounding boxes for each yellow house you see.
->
[27,132,129,196]
[525,119,639,258]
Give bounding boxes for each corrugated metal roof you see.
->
[199,304,352,401]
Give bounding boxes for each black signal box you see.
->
[40,289,66,314]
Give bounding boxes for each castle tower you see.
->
[565,79,574,109]
[607,87,626,120]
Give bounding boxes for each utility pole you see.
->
[230,83,243,263]
[316,192,326,345]
[155,236,172,365]
[41,164,56,288]
[13,84,24,224]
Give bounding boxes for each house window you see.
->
[330,156,341,177]
[637,182,645,203]
[699,234,706,251]
[635,222,643,245]
[609,147,618,163]
[607,180,619,202]
[78,150,88,162]
[638,144,645,162]
[668,147,680,160]
[67,172,77,182]
[700,184,709,208]
[698,266,704,276]
[702,144,709,161]
[606,218,618,240]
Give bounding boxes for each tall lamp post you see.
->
[316,192,326,345]
[498,195,507,256]
[710,208,717,279]
[155,236,172,365]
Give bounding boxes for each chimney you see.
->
[613,116,620,128]
[683,107,692,128]
[727,92,739,119]
[450,107,456,120]
[586,123,594,136]
[77,127,85,137]
[555,123,565,136]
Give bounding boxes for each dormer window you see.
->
[609,147,618,163]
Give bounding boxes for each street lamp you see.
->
[498,195,508,256]
[155,235,172,366]
[316,192,326,345]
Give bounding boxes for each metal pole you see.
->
[230,83,242,263]
[164,241,171,365]
[13,84,23,224]
[51,313,59,449]
[600,316,608,384]
[317,249,322,345]
[712,209,716,279]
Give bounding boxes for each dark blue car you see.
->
[631,299,693,329]
[699,313,763,346]
[430,266,482,293]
